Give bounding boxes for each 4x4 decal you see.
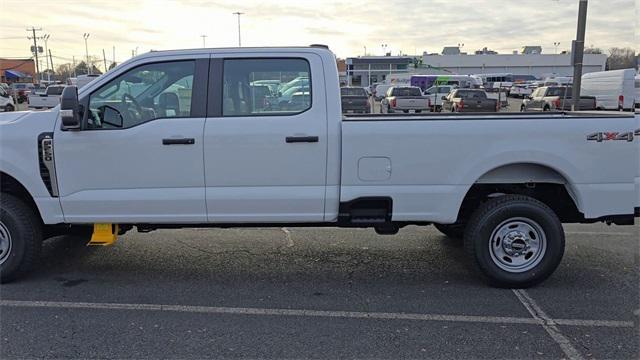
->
[587,129,640,142]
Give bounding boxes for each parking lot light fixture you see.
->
[83,33,91,75]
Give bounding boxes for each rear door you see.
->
[203,54,328,222]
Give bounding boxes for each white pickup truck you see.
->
[1,46,638,287]
[27,85,65,109]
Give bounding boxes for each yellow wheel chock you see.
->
[88,223,119,246]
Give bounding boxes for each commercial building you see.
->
[0,58,36,83]
[420,52,607,78]
[345,56,413,87]
[346,46,608,86]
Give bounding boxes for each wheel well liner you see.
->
[0,171,41,220]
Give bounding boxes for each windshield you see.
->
[391,87,422,97]
[547,87,571,97]
[341,87,367,96]
[454,90,486,99]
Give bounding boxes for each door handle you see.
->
[162,138,195,145]
[285,136,319,143]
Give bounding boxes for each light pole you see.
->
[381,43,387,56]
[233,12,244,47]
[200,34,207,48]
[83,33,91,75]
[457,43,465,54]
[571,0,588,111]
[553,42,560,54]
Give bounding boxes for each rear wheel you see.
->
[463,195,564,288]
[0,194,42,283]
[543,105,550,112]
[4,104,14,112]
[520,105,526,112]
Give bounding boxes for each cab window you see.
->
[87,61,195,129]
[222,58,311,116]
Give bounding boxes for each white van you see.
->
[581,69,636,111]
[635,74,639,109]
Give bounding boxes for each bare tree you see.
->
[606,47,636,70]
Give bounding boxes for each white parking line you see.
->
[513,289,584,360]
[0,299,634,329]
[565,231,635,236]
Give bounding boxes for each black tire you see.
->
[0,194,43,283]
[4,104,14,112]
[520,105,526,112]
[434,223,465,239]
[543,105,550,112]
[463,195,564,288]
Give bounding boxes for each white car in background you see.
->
[0,85,15,111]
[423,85,454,111]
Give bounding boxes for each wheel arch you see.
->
[456,162,584,224]
[0,171,42,223]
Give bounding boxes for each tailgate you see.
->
[397,97,429,109]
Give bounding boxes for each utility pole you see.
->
[83,33,91,75]
[200,34,207,48]
[571,0,588,111]
[112,46,116,65]
[103,49,108,73]
[48,49,54,80]
[72,56,76,77]
[26,27,42,82]
[42,34,50,81]
[233,12,244,46]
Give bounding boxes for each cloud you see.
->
[0,0,635,62]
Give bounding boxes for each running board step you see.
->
[88,224,119,246]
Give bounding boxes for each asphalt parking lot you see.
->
[0,223,638,359]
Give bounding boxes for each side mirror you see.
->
[101,106,124,128]
[60,86,81,130]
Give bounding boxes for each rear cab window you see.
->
[341,87,366,96]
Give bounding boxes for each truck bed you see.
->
[340,111,639,224]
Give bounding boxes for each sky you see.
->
[0,0,637,68]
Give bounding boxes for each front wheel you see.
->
[464,195,564,288]
[4,104,14,112]
[0,194,43,283]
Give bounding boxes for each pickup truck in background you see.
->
[0,46,638,288]
[423,85,453,112]
[28,85,65,109]
[381,86,430,113]
[521,86,596,111]
[442,89,498,112]
[340,86,371,113]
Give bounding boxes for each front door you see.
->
[55,57,209,223]
[204,55,328,222]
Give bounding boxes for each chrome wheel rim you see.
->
[0,221,12,265]
[488,217,546,273]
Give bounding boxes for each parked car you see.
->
[381,86,430,113]
[373,84,393,101]
[28,85,65,109]
[423,85,453,112]
[75,74,101,89]
[581,69,636,111]
[442,89,498,112]
[521,86,596,111]
[636,75,640,109]
[9,83,35,103]
[0,85,15,112]
[0,46,638,289]
[340,87,370,113]
[509,83,535,98]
